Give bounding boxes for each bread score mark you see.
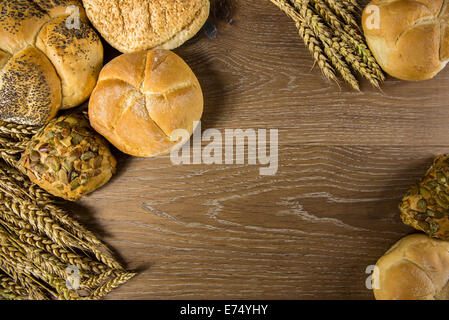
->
[107,79,195,143]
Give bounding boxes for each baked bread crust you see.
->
[88,49,203,157]
[374,234,449,300]
[0,0,103,125]
[19,113,116,201]
[399,154,449,240]
[82,0,210,53]
[362,0,449,81]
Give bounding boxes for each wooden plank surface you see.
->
[74,0,449,299]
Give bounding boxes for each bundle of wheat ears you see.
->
[270,0,384,90]
[0,120,134,300]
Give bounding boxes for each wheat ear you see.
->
[87,271,136,300]
[324,0,358,27]
[292,0,360,90]
[269,0,339,84]
[0,272,28,298]
[0,162,106,250]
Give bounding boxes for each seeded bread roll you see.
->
[88,49,203,157]
[81,0,210,53]
[19,113,116,201]
[374,234,449,300]
[362,0,449,81]
[0,0,103,125]
[399,154,449,240]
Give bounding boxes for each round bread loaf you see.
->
[81,0,210,53]
[373,234,449,300]
[19,113,116,201]
[88,49,203,157]
[0,0,103,125]
[362,0,449,81]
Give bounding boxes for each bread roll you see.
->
[82,0,210,53]
[0,0,103,125]
[362,0,449,81]
[373,234,449,300]
[399,154,449,240]
[19,113,116,201]
[88,49,203,157]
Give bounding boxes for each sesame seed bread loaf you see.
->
[88,50,203,157]
[0,0,103,126]
[81,0,210,53]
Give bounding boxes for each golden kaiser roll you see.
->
[82,0,210,53]
[373,234,449,300]
[88,49,203,157]
[362,0,449,81]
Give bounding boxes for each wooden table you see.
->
[76,0,449,299]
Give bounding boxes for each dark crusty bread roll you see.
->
[0,0,103,125]
[374,234,449,300]
[82,0,210,53]
[88,49,203,157]
[362,0,449,81]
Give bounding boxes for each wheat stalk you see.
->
[0,136,28,152]
[292,0,360,90]
[0,120,133,300]
[0,163,104,248]
[270,0,339,84]
[87,271,136,300]
[0,239,57,298]
[0,260,47,299]
[0,289,26,300]
[0,177,123,272]
[0,175,121,283]
[1,217,107,275]
[341,0,359,14]
[0,210,126,297]
[1,191,88,248]
[311,0,344,31]
[0,224,70,281]
[269,0,384,89]
[0,225,82,299]
[340,31,385,81]
[296,22,338,83]
[0,272,28,298]
[81,269,115,290]
[333,38,381,88]
[305,2,382,86]
[0,126,107,253]
[0,121,39,141]
[324,0,358,27]
[46,274,80,300]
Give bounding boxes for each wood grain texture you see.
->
[72,0,449,299]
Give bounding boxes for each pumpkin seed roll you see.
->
[400,154,449,240]
[19,113,116,201]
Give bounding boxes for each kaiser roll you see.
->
[0,0,103,126]
[373,234,449,300]
[88,49,203,157]
[362,0,449,81]
[82,0,210,53]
